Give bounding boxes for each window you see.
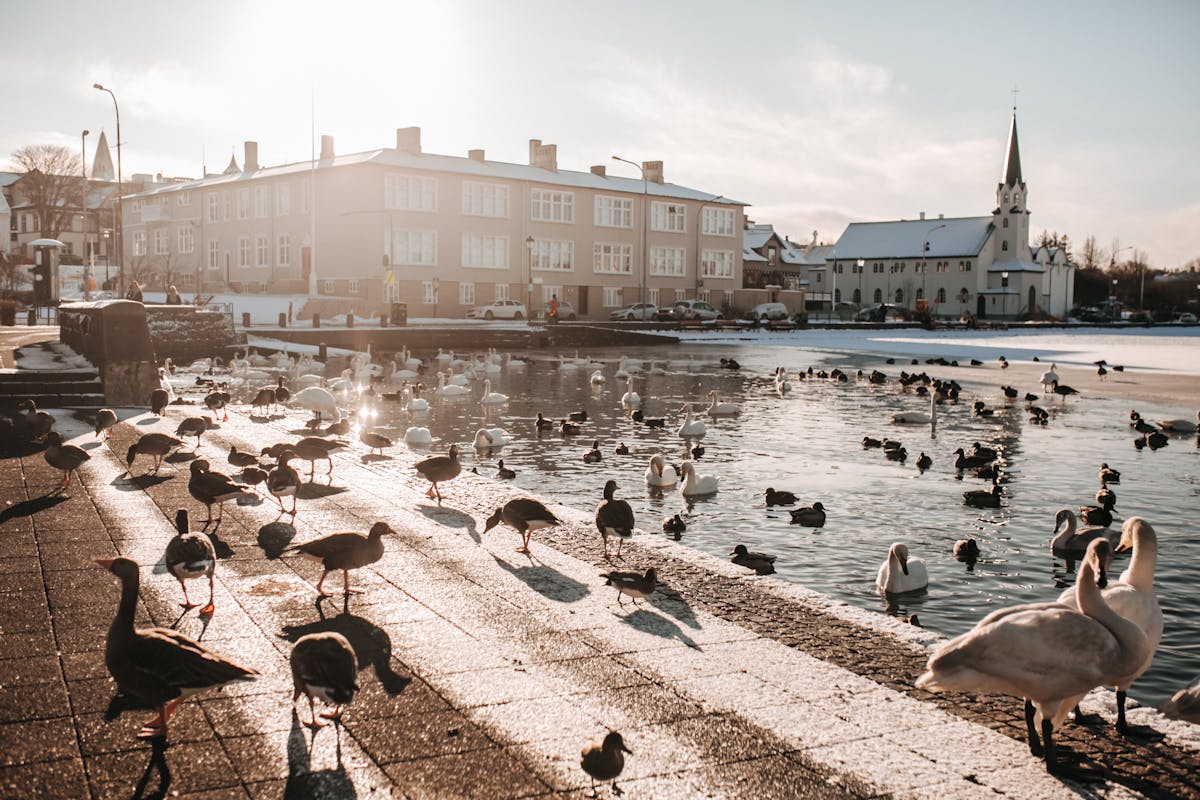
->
[674,288,687,303]
[391,231,437,266]
[960,288,971,302]
[540,285,561,304]
[207,240,220,270]
[1002,241,1008,251]
[648,288,660,306]
[959,260,973,272]
[421,281,436,304]
[237,189,249,220]
[222,192,230,221]
[301,181,310,213]
[834,289,841,302]
[853,288,861,304]
[238,237,250,267]
[814,272,822,283]
[130,199,141,218]
[206,192,219,223]
[276,183,290,216]
[256,235,269,267]
[530,239,573,271]
[153,229,168,255]
[833,263,843,274]
[916,288,924,300]
[602,287,621,308]
[873,288,883,303]
[277,233,290,266]
[873,262,884,274]
[937,288,947,303]
[937,261,949,273]
[177,192,191,206]
[853,262,863,274]
[723,290,734,307]
[384,174,437,212]
[530,188,574,223]
[650,246,686,277]
[177,226,194,254]
[593,242,632,274]
[348,279,360,295]
[322,280,335,295]
[594,196,632,228]
[462,182,509,217]
[701,249,734,279]
[897,262,906,273]
[895,289,904,303]
[494,283,509,301]
[459,282,475,305]
[699,289,711,303]
[461,234,509,270]
[255,187,269,218]
[1002,218,1009,229]
[651,201,686,233]
[132,230,147,256]
[701,207,735,237]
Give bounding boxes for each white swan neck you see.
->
[1076,557,1147,671]
[1123,525,1157,593]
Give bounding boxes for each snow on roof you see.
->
[0,171,21,188]
[987,257,1044,274]
[833,217,993,260]
[743,224,784,251]
[125,147,749,206]
[742,247,767,263]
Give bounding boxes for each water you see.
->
[238,336,1200,706]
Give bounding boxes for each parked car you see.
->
[1175,312,1197,325]
[545,299,578,320]
[660,300,721,321]
[855,304,906,322]
[466,299,527,320]
[609,302,658,321]
[746,302,790,321]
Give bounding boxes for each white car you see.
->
[466,299,527,320]
[663,300,721,321]
[610,303,658,321]
[748,302,790,321]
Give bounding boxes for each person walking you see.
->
[165,285,182,305]
[549,294,559,324]
[125,280,144,303]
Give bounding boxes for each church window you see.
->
[937,288,947,303]
[1002,241,1009,252]
[1003,193,1009,203]
[894,289,903,304]
[1003,218,1009,228]
[853,288,861,304]
[873,288,882,303]
[916,288,924,301]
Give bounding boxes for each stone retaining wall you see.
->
[145,304,240,363]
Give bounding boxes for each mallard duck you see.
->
[97,557,258,739]
[596,479,634,559]
[569,409,589,422]
[227,445,260,470]
[730,544,775,575]
[17,399,55,441]
[764,487,797,506]
[360,430,392,456]
[250,385,277,416]
[600,567,657,607]
[535,413,555,431]
[963,484,1002,508]
[175,416,208,448]
[953,538,981,564]
[581,731,632,798]
[291,631,358,729]
[188,460,253,525]
[1080,505,1113,527]
[915,452,932,471]
[94,408,117,439]
[241,465,268,490]
[267,451,300,514]
[560,419,582,436]
[662,514,685,537]
[583,440,603,463]
[614,442,630,456]
[43,431,90,489]
[285,521,394,596]
[325,418,351,437]
[494,460,516,480]
[484,498,561,553]
[415,444,461,502]
[291,437,344,479]
[126,433,184,475]
[1098,462,1121,485]
[164,509,216,615]
[789,502,826,527]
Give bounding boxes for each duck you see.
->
[560,420,582,436]
[14,399,55,441]
[291,437,344,479]
[415,444,461,502]
[473,428,509,449]
[1057,517,1162,733]
[953,538,981,564]
[290,386,341,422]
[188,460,253,525]
[1144,430,1169,450]
[569,409,588,422]
[877,542,928,594]
[600,567,657,607]
[764,487,797,506]
[644,454,679,488]
[325,418,351,437]
[479,379,508,406]
[290,631,358,729]
[953,448,991,471]
[360,430,392,456]
[96,557,258,739]
[915,452,932,471]
[862,436,882,449]
[662,514,686,537]
[286,521,394,596]
[1050,508,1119,557]
[174,416,209,448]
[202,391,230,422]
[730,544,775,575]
[1155,410,1199,434]
[403,426,433,446]
[676,405,707,438]
[705,390,740,416]
[126,432,184,475]
[614,442,630,456]
[583,440,603,463]
[620,377,641,407]
[535,413,555,432]
[690,444,705,459]
[495,460,517,479]
[789,502,826,527]
[917,538,1150,774]
[267,451,301,514]
[227,445,260,470]
[595,479,635,559]
[1095,486,1116,510]
[150,388,171,416]
[884,446,908,463]
[963,485,1002,508]
[94,408,117,440]
[1098,462,1121,485]
[679,461,718,496]
[164,509,216,616]
[971,443,999,462]
[42,431,91,490]
[580,731,632,798]
[631,410,665,428]
[241,466,268,491]
[250,384,277,416]
[1079,505,1113,527]
[1050,379,1078,400]
[484,498,561,553]
[1161,676,1200,724]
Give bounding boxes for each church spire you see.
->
[92,130,114,181]
[1002,113,1022,187]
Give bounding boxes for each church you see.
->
[829,114,1075,320]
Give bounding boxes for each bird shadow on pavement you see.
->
[281,607,412,697]
[360,454,392,463]
[0,491,69,522]
[135,418,158,427]
[80,440,104,451]
[416,504,480,543]
[257,521,297,559]
[129,735,171,800]
[297,482,347,500]
[492,555,590,604]
[619,608,701,650]
[284,709,355,794]
[112,473,174,491]
[164,451,197,464]
[645,580,701,630]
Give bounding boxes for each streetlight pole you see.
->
[612,155,648,311]
[93,83,123,297]
[81,129,89,297]
[856,258,864,308]
[827,248,836,323]
[695,194,724,299]
[1001,270,1010,321]
[525,235,534,321]
[922,223,946,316]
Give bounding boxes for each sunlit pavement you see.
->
[2,403,1197,799]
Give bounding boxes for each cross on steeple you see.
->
[1011,85,1020,113]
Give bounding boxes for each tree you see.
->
[1035,230,1073,262]
[9,144,85,242]
[1077,235,1105,271]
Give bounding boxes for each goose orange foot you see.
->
[199,603,215,616]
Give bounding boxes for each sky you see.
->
[4,0,1197,268]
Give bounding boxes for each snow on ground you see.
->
[142,292,307,323]
[9,341,93,372]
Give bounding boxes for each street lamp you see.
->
[81,129,90,298]
[1001,270,1010,320]
[856,258,865,307]
[827,248,836,323]
[922,223,946,316]
[695,194,724,297]
[525,235,534,321]
[93,83,123,297]
[612,155,648,311]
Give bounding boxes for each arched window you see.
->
[873,288,882,304]
[1003,218,1009,228]
[959,288,970,303]
[834,288,841,302]
[1004,193,1009,203]
[1002,241,1009,251]
[853,288,862,304]
[894,288,904,304]
[915,288,924,301]
[937,287,947,303]
[1014,192,1020,203]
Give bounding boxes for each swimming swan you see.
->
[644,454,679,487]
[876,542,928,594]
[479,379,508,405]
[705,391,740,416]
[473,428,510,449]
[1050,508,1119,557]
[676,405,707,438]
[621,377,641,407]
[679,460,718,496]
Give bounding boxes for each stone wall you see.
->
[145,305,240,363]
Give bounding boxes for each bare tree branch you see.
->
[10,144,86,241]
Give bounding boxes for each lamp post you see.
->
[856,258,864,308]
[81,129,90,297]
[525,235,534,321]
[1001,271,1010,320]
[93,83,123,297]
[612,155,648,310]
[432,277,440,319]
[1109,245,1132,317]
[827,248,836,323]
[922,223,946,316]
[695,194,724,299]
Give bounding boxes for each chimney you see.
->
[919,211,926,220]
[396,127,422,154]
[244,141,258,172]
[590,165,606,177]
[938,213,944,219]
[528,139,557,172]
[320,135,335,160]
[467,148,485,162]
[642,160,664,184]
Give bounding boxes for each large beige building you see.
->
[122,130,748,318]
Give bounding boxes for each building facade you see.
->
[827,114,1075,320]
[122,130,749,318]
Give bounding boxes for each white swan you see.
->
[893,394,936,426]
[435,372,471,397]
[1161,676,1200,723]
[679,460,717,496]
[448,371,471,387]
[705,391,739,416]
[589,369,606,385]
[403,426,432,445]
[614,357,630,380]
[504,353,527,368]
[400,347,422,372]
[917,538,1150,773]
[295,373,324,388]
[434,348,451,367]
[557,357,580,371]
[404,386,429,413]
[328,368,357,394]
[620,377,641,407]
[572,350,589,366]
[876,542,928,594]
[1057,517,1162,732]
[1050,508,1119,556]
[290,386,341,423]
[677,405,707,438]
[479,379,508,405]
[473,427,510,449]
[1155,410,1199,433]
[644,454,679,488]
[1040,363,1059,393]
[774,368,791,396]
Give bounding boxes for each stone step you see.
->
[0,380,105,397]
[0,393,106,408]
[0,369,101,382]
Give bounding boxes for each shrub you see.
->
[0,299,18,326]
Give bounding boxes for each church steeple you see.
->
[1002,113,1023,187]
[92,130,114,181]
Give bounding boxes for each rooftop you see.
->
[833,216,994,260]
